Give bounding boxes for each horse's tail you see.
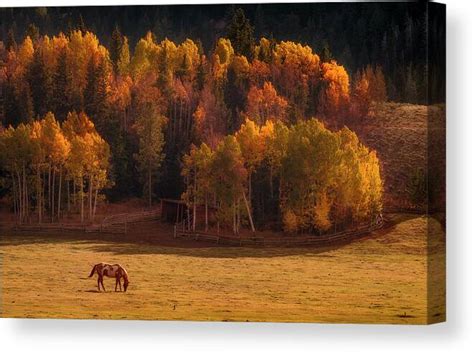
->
[88,264,98,277]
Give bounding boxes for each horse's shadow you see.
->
[80,289,125,294]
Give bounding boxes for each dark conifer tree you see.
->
[3,80,21,126]
[77,14,87,34]
[110,25,123,74]
[53,49,71,122]
[28,49,52,118]
[224,64,248,133]
[320,43,333,63]
[226,8,255,59]
[84,57,109,133]
[25,23,40,43]
[19,84,34,123]
[5,29,17,51]
[84,58,97,118]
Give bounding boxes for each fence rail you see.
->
[174,222,384,247]
[12,208,161,234]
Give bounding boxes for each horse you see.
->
[88,263,130,292]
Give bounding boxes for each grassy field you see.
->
[0,215,445,324]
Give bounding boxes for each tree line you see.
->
[0,9,384,230]
[0,112,109,223]
[0,3,443,104]
[182,118,383,235]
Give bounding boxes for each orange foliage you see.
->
[350,71,370,120]
[249,59,271,87]
[193,84,227,148]
[245,81,288,125]
[320,60,350,124]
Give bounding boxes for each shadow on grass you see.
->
[0,213,420,259]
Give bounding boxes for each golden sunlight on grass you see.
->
[0,215,445,324]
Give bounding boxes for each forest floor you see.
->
[0,213,445,324]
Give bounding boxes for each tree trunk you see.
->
[16,170,22,223]
[192,169,196,232]
[269,166,274,199]
[242,190,255,233]
[48,163,51,217]
[179,100,183,138]
[236,198,240,233]
[37,166,41,223]
[42,170,46,222]
[148,165,152,208]
[248,173,252,208]
[51,168,55,223]
[67,179,70,213]
[232,201,236,235]
[89,175,93,220]
[57,166,62,219]
[205,194,208,232]
[80,177,84,224]
[24,166,28,223]
[23,164,27,222]
[12,175,17,221]
[73,179,76,206]
[93,185,99,220]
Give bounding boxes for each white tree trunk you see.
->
[242,190,255,233]
[93,186,99,220]
[57,166,62,219]
[80,177,84,224]
[193,169,196,232]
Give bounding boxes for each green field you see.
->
[0,215,445,324]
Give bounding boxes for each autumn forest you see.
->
[0,4,439,235]
[0,2,447,324]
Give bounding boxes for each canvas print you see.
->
[0,2,445,324]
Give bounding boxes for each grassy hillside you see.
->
[0,215,445,324]
[352,103,446,212]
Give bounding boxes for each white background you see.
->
[0,0,472,352]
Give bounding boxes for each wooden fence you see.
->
[11,208,161,234]
[174,222,385,247]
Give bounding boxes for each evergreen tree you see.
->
[110,25,123,74]
[28,49,52,118]
[6,28,17,51]
[84,58,97,117]
[226,8,255,59]
[117,36,130,76]
[84,57,110,131]
[320,42,333,63]
[3,80,20,127]
[25,23,40,43]
[53,49,71,122]
[134,106,167,207]
[19,84,35,123]
[77,14,87,34]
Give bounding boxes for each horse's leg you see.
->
[97,276,101,292]
[101,276,106,292]
[116,274,122,291]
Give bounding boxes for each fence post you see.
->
[174,224,177,238]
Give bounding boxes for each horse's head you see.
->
[123,277,129,292]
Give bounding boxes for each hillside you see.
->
[352,103,446,212]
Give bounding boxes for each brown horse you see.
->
[88,263,130,292]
